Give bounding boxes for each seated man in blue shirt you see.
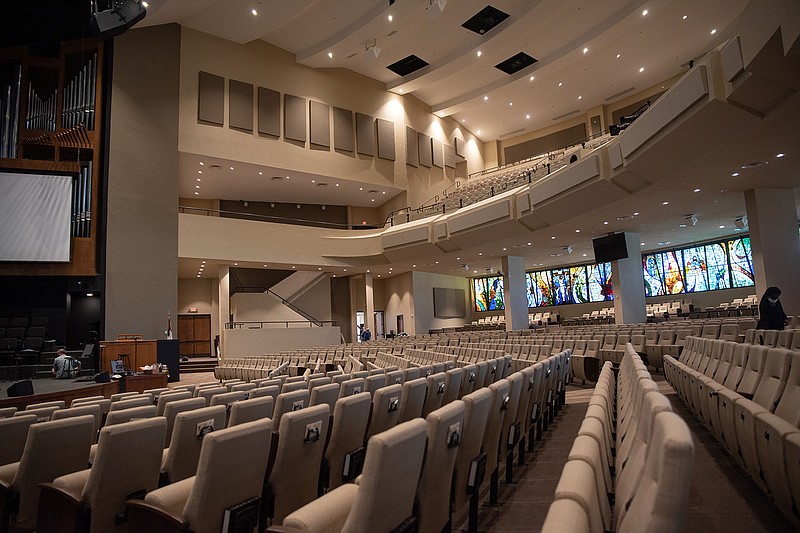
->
[52,349,81,379]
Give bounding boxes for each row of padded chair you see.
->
[542,345,695,533]
[664,336,800,525]
[271,349,572,533]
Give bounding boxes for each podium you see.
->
[157,339,180,383]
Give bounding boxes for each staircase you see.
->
[179,357,218,374]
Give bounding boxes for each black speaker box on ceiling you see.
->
[7,380,34,397]
[90,0,147,40]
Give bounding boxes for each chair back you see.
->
[442,368,464,405]
[481,379,511,475]
[0,414,36,465]
[273,390,311,430]
[197,386,228,407]
[228,396,274,427]
[415,401,465,533]
[366,384,403,440]
[109,396,153,412]
[421,373,447,418]
[324,393,372,491]
[11,415,95,527]
[268,404,331,523]
[398,377,427,423]
[104,405,157,426]
[162,405,227,483]
[338,378,366,398]
[155,390,192,416]
[452,388,492,511]
[181,419,273,533]
[163,397,206,444]
[51,404,104,436]
[309,383,340,412]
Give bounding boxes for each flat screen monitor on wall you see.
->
[592,233,628,263]
[0,171,73,262]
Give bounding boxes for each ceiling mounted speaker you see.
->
[427,0,447,20]
[90,0,147,40]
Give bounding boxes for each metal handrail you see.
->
[225,320,339,329]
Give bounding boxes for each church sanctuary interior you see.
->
[1,0,799,532]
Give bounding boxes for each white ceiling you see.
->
[131,1,799,280]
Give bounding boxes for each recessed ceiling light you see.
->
[195,185,200,189]
[371,199,375,202]
[194,192,199,195]
[575,229,580,233]
[719,225,725,228]
[199,162,204,165]
[359,187,363,191]
[198,170,202,174]
[558,82,563,87]
[343,269,347,272]
[502,248,507,251]
[633,212,640,216]
[551,236,556,239]
[435,261,439,264]
[335,183,339,187]
[229,166,234,170]
[388,14,393,21]
[311,179,315,183]
[286,176,290,179]
[642,9,648,16]
[234,263,238,266]
[527,242,531,246]
[641,242,645,246]
[583,47,589,54]
[711,29,717,35]
[478,252,483,256]
[578,96,582,100]
[525,114,530,119]
[639,67,645,73]
[682,15,688,20]
[694,188,701,192]
[731,172,740,177]
[461,119,465,122]
[616,53,621,58]
[662,201,669,205]
[477,51,482,57]
[529,75,535,81]
[382,191,386,194]
[264,264,268,267]
[196,178,201,182]
[509,102,513,106]
[679,223,687,228]
[328,52,333,58]
[141,1,148,7]
[412,264,416,268]
[476,130,481,135]
[398,89,404,94]
[583,254,587,257]
[251,9,257,16]
[483,95,488,101]
[776,153,785,158]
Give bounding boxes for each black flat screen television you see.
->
[593,233,628,262]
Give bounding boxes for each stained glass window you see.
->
[728,237,755,288]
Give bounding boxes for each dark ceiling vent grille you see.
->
[495,52,537,75]
[462,5,510,35]
[387,54,429,77]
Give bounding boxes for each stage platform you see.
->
[0,377,120,411]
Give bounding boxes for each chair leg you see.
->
[488,468,499,506]
[504,449,514,484]
[517,439,526,466]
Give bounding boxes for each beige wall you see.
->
[412,271,471,333]
[176,28,487,211]
[105,24,180,340]
[380,272,415,336]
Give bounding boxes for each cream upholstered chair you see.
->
[126,419,272,533]
[442,368,464,406]
[281,419,428,533]
[458,364,478,398]
[103,405,156,426]
[228,396,274,427]
[415,400,465,533]
[70,397,103,408]
[38,418,167,533]
[420,373,447,418]
[109,392,141,403]
[553,459,604,533]
[281,380,308,394]
[196,386,228,407]
[451,388,492,515]
[25,400,66,411]
[0,407,18,419]
[365,384,403,440]
[210,390,248,425]
[540,497,592,533]
[108,395,152,412]
[481,378,510,505]
[266,404,331,524]
[51,404,104,437]
[163,397,206,445]
[0,415,36,466]
[272,389,311,430]
[616,411,695,533]
[364,374,386,396]
[309,383,340,413]
[0,415,95,532]
[398,377,427,423]
[13,406,59,422]
[322,393,371,492]
[161,405,227,484]
[338,378,366,398]
[249,384,280,403]
[155,390,192,416]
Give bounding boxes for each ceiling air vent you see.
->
[387,54,429,77]
[495,52,537,75]
[462,5,510,35]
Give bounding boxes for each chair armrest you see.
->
[266,526,309,533]
[37,483,88,533]
[125,500,189,533]
[282,484,358,533]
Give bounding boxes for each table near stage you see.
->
[99,335,157,374]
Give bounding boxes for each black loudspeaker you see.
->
[94,371,110,383]
[90,0,147,40]
[7,380,34,397]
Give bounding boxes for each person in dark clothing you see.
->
[756,286,788,330]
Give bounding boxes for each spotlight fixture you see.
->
[734,216,748,229]
[564,245,573,254]
[364,41,381,62]
[90,0,147,39]
[686,214,698,226]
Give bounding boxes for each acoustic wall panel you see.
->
[444,143,456,168]
[406,126,418,167]
[258,87,280,137]
[376,118,395,161]
[432,138,444,168]
[433,288,466,318]
[356,112,374,156]
[310,100,331,148]
[284,94,307,142]
[333,107,354,152]
[454,136,464,157]
[228,79,253,132]
[198,71,224,126]
[418,132,432,167]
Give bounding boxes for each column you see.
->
[745,188,800,315]
[218,266,230,358]
[611,232,647,324]
[503,256,529,331]
[364,273,376,337]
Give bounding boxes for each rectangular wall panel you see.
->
[228,79,253,132]
[444,143,456,168]
[198,71,224,125]
[433,287,466,318]
[418,132,432,167]
[333,107,354,152]
[454,136,464,157]
[284,94,307,142]
[258,87,280,137]
[406,126,418,167]
[310,100,331,148]
[376,118,395,161]
[432,138,444,168]
[356,112,374,156]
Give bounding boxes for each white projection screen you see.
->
[0,172,73,262]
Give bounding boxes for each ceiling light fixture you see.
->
[525,114,530,119]
[327,52,333,58]
[388,14,393,21]
[776,153,785,158]
[529,75,534,81]
[642,9,648,16]
[476,50,482,57]
[616,53,621,58]
[662,201,669,205]
[583,47,589,54]
[682,15,688,20]
[711,29,717,34]
[251,8,257,16]
[694,188,701,192]
[639,67,645,72]
[483,95,488,101]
